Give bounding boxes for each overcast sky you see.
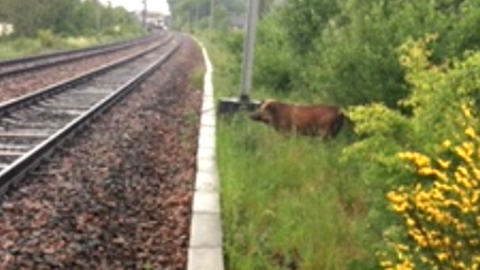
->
[100,0,170,15]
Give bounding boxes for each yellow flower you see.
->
[406,218,415,227]
[434,182,452,192]
[380,260,392,267]
[444,237,451,246]
[462,142,475,155]
[465,126,476,138]
[437,252,449,261]
[472,191,480,203]
[435,171,448,182]
[462,105,473,119]
[412,153,430,167]
[442,140,452,149]
[437,159,451,169]
[431,189,444,200]
[420,256,431,264]
[418,167,435,176]
[393,202,409,213]
[387,191,407,204]
[396,244,409,252]
[457,166,471,177]
[473,169,480,180]
[455,146,472,162]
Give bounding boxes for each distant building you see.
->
[134,10,169,30]
[0,23,14,36]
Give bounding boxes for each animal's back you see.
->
[291,105,343,137]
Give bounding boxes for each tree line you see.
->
[167,0,281,31]
[0,0,141,37]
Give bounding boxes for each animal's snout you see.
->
[250,111,269,123]
[250,112,260,121]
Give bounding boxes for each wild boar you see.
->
[249,99,345,139]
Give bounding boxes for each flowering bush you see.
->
[379,104,480,269]
[343,33,480,188]
[342,34,480,269]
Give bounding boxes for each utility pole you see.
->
[239,0,259,103]
[209,0,214,41]
[217,0,260,115]
[142,0,147,28]
[96,0,101,37]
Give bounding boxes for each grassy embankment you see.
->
[0,31,145,60]
[200,32,380,270]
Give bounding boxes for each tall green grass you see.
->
[218,116,376,270]
[198,31,380,269]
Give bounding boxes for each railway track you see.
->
[0,32,182,197]
[0,34,160,78]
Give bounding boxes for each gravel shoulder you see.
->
[0,36,204,270]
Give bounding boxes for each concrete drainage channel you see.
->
[188,39,225,270]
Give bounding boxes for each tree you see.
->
[0,0,140,37]
[168,0,245,31]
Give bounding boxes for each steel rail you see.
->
[0,34,161,77]
[0,35,182,196]
[0,34,175,118]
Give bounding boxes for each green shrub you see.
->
[343,34,480,268]
[380,104,480,269]
[253,11,298,94]
[252,0,480,107]
[37,29,63,48]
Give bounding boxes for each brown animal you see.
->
[249,99,345,139]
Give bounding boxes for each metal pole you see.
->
[96,0,101,36]
[239,0,259,103]
[209,0,214,41]
[142,0,147,28]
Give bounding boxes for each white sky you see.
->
[101,0,170,15]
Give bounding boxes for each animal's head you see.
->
[249,99,277,124]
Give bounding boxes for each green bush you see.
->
[251,0,480,107]
[380,108,480,269]
[343,34,480,267]
[253,11,298,94]
[37,29,63,48]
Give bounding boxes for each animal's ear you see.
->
[262,100,276,113]
[259,99,275,112]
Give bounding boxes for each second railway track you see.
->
[0,32,182,197]
[0,34,160,77]
[0,33,168,104]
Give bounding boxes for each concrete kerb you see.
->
[188,36,224,270]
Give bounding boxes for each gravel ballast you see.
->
[0,37,167,103]
[0,36,204,270]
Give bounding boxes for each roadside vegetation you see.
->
[175,0,480,269]
[0,0,146,60]
[201,30,375,270]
